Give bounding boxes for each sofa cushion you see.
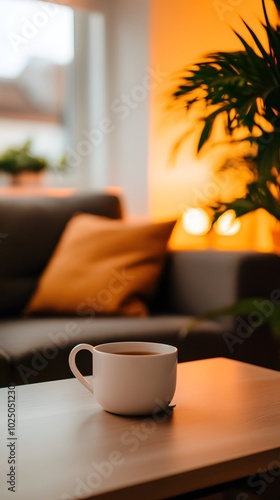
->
[0,316,226,385]
[0,193,122,316]
[25,215,176,317]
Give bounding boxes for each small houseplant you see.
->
[0,139,67,185]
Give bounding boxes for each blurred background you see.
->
[0,0,276,251]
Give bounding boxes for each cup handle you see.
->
[69,343,95,393]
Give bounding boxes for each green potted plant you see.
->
[0,139,67,186]
[171,0,280,342]
[171,0,280,235]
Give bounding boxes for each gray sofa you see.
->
[1,192,280,387]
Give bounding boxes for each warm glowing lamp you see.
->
[214,210,241,236]
[182,208,211,236]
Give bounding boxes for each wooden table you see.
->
[1,358,280,500]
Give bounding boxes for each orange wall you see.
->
[149,0,276,251]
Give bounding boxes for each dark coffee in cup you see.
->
[116,351,159,355]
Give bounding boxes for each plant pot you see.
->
[10,171,45,187]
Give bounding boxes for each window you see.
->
[0,0,74,177]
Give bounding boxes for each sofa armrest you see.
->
[166,250,280,317]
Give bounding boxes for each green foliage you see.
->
[172,0,280,223]
[0,140,68,176]
[173,0,280,344]
[273,0,280,11]
[185,297,280,340]
[0,140,49,175]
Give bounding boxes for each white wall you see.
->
[104,0,150,217]
[75,0,150,217]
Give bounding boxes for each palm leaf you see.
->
[244,19,280,79]
[264,23,280,63]
[272,0,280,11]
[211,179,280,223]
[262,0,272,30]
[233,28,270,70]
[172,47,277,149]
[211,197,258,223]
[183,297,280,340]
[197,106,230,152]
[256,129,280,184]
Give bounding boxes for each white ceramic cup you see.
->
[68,341,177,416]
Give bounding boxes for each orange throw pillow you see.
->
[25,214,176,317]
